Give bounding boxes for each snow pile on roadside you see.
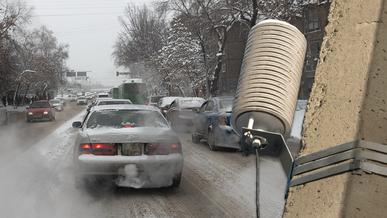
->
[0,112,104,218]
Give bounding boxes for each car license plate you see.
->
[121,143,142,156]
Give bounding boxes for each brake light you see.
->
[80,143,92,154]
[145,143,181,155]
[79,143,116,155]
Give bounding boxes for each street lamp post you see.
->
[13,70,36,107]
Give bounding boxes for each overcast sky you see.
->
[26,0,154,86]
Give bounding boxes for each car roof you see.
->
[95,97,112,101]
[212,96,234,101]
[97,98,128,101]
[96,99,132,104]
[177,97,205,101]
[91,104,159,112]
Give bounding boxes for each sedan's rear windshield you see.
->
[97,101,131,106]
[219,99,233,112]
[86,110,168,129]
[30,102,50,108]
[180,99,204,109]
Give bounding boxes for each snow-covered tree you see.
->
[156,18,206,96]
[158,0,306,96]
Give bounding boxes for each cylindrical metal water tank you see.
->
[232,19,307,136]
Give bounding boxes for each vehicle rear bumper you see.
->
[76,153,183,188]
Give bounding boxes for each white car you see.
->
[49,99,64,111]
[97,93,109,98]
[87,98,132,112]
[72,105,183,188]
[77,97,88,105]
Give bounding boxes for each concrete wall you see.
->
[284,0,387,217]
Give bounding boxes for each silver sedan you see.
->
[72,105,183,188]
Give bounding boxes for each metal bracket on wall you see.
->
[290,140,387,187]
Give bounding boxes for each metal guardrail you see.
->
[290,140,387,187]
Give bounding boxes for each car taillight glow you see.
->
[80,143,92,154]
[43,111,49,115]
[79,143,116,155]
[145,143,181,155]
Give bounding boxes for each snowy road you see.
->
[0,103,256,218]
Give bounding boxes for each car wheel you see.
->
[207,130,217,151]
[192,133,201,144]
[170,173,182,188]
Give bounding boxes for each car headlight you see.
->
[43,111,49,115]
[28,112,33,115]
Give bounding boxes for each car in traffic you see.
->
[97,93,109,98]
[68,94,77,102]
[148,95,165,107]
[49,99,64,111]
[166,97,205,131]
[55,97,66,106]
[158,96,180,117]
[87,98,132,112]
[76,97,88,105]
[26,100,55,122]
[72,104,183,188]
[191,96,240,151]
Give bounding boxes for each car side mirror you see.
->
[72,121,82,128]
[193,108,200,113]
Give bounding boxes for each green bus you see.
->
[118,80,148,104]
[111,87,119,99]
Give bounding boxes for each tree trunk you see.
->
[210,29,228,96]
[251,0,258,27]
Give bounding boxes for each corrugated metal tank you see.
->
[232,19,307,136]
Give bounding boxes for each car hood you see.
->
[83,127,179,144]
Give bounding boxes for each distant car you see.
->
[49,99,64,111]
[72,104,183,188]
[192,96,239,151]
[148,95,165,107]
[158,96,180,117]
[26,100,55,122]
[87,98,132,112]
[68,95,77,102]
[97,93,109,98]
[166,97,205,130]
[77,97,88,105]
[55,97,66,106]
[0,101,7,125]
